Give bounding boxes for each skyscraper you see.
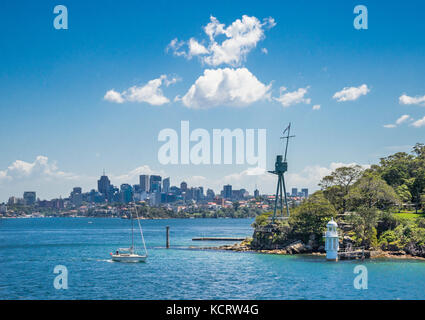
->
[180,181,188,192]
[254,189,260,198]
[150,175,162,193]
[223,185,232,199]
[139,175,149,192]
[163,177,170,193]
[206,188,215,200]
[120,184,133,203]
[291,188,298,197]
[23,192,36,205]
[98,174,111,196]
[70,187,82,206]
[301,188,309,198]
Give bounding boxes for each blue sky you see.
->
[0,0,424,201]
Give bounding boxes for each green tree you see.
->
[289,191,337,241]
[413,143,425,159]
[395,184,412,205]
[347,172,399,210]
[411,169,425,213]
[378,152,414,187]
[319,165,364,214]
[347,206,380,249]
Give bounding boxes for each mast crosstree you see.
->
[268,123,295,223]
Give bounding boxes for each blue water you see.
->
[1,218,425,300]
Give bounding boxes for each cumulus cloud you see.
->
[181,67,271,109]
[167,15,276,67]
[213,162,370,194]
[312,104,321,110]
[383,114,412,128]
[399,94,425,106]
[112,165,166,185]
[104,90,125,103]
[332,84,370,102]
[411,116,425,128]
[188,38,209,56]
[274,86,311,108]
[104,75,179,106]
[283,163,367,192]
[0,156,79,184]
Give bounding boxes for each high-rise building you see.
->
[0,204,7,214]
[291,188,298,197]
[120,184,133,203]
[98,174,111,196]
[193,187,203,201]
[180,181,188,192]
[223,185,232,199]
[23,192,36,205]
[254,189,260,198]
[139,175,149,192]
[52,198,64,209]
[150,175,162,193]
[163,177,170,193]
[206,188,215,200]
[70,187,83,206]
[301,188,309,198]
[73,187,82,194]
[8,197,18,205]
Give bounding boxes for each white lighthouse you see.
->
[325,218,339,261]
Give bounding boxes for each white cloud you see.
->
[274,86,311,108]
[332,84,370,102]
[383,124,396,129]
[411,116,425,128]
[399,94,425,106]
[213,162,370,194]
[104,75,178,106]
[261,48,268,54]
[112,165,166,185]
[312,104,321,110]
[181,67,271,109]
[0,156,79,184]
[188,38,209,56]
[286,162,370,191]
[104,90,125,103]
[168,15,276,67]
[383,114,412,128]
[184,175,208,187]
[395,114,411,125]
[166,38,186,57]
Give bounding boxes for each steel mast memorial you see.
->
[269,123,295,223]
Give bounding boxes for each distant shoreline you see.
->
[0,216,253,220]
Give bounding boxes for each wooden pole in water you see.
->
[166,226,170,248]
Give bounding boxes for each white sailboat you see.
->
[110,203,148,263]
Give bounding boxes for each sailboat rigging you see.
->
[110,203,148,263]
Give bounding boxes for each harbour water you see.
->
[1,218,425,300]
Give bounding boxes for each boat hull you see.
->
[111,254,147,263]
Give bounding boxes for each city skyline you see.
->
[0,1,424,201]
[4,171,310,204]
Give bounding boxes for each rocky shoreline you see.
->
[196,240,425,261]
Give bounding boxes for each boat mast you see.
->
[131,204,134,253]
